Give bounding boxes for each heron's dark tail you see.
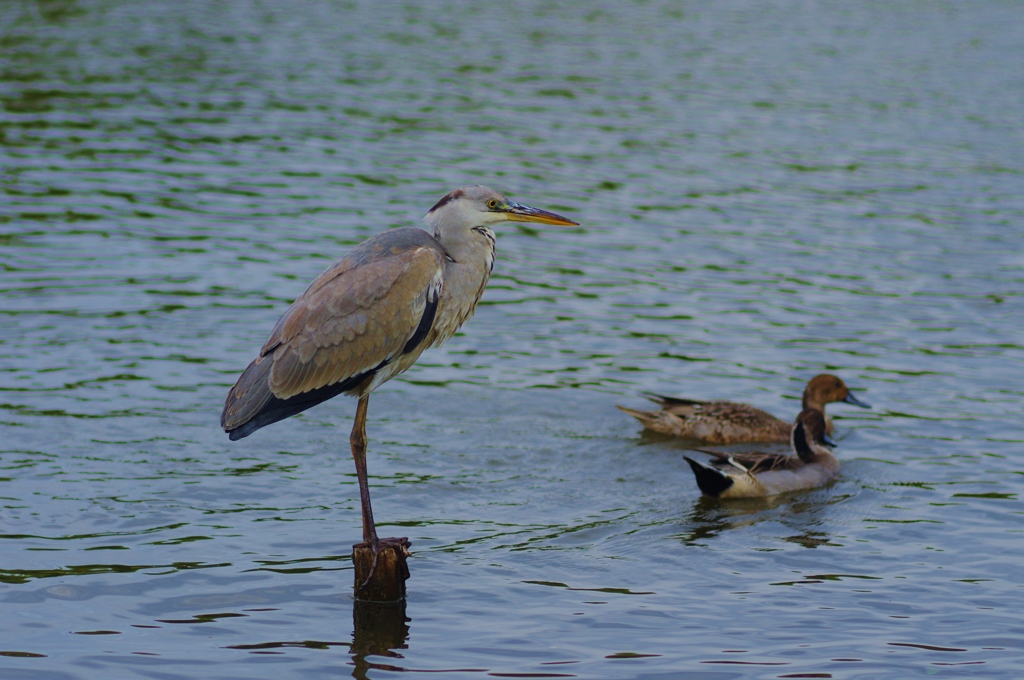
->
[220,354,363,440]
[222,354,280,440]
[684,456,734,497]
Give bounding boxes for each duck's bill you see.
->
[504,202,579,226]
[822,432,838,448]
[843,393,871,408]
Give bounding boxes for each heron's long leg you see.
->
[350,395,378,546]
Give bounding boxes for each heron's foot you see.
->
[354,536,411,588]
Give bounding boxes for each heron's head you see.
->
[425,185,578,232]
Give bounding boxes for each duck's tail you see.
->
[616,404,660,427]
[684,456,734,497]
[617,404,691,437]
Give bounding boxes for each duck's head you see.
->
[802,374,870,411]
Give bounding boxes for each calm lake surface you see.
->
[2,1,1023,678]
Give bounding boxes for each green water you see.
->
[2,1,1023,678]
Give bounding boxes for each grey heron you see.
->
[221,185,578,574]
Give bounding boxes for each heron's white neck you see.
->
[425,204,495,263]
[422,207,497,348]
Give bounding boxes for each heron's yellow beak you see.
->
[503,202,579,226]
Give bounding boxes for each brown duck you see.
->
[683,408,839,498]
[617,374,869,444]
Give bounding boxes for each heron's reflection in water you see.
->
[350,600,410,679]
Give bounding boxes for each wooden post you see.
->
[352,538,411,602]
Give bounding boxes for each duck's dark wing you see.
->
[644,392,707,408]
[690,447,802,474]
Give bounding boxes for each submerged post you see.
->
[353,538,411,602]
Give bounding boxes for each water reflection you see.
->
[676,489,841,549]
[350,600,410,679]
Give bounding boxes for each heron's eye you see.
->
[487,199,499,210]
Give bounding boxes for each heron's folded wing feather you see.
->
[221,352,275,429]
[266,245,445,400]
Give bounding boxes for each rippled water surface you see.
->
[2,1,1023,678]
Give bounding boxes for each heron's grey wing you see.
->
[222,236,444,434]
[267,244,445,399]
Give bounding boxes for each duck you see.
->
[683,409,839,499]
[616,373,869,444]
